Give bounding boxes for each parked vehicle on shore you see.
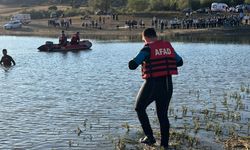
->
[211,3,228,12]
[3,20,22,29]
[11,14,31,24]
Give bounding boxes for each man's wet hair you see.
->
[143,28,157,38]
[2,49,7,52]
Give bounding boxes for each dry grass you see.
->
[0,5,24,16]
[0,5,73,17]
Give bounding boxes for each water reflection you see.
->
[168,34,250,44]
[81,32,250,44]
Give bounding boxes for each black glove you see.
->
[128,60,139,70]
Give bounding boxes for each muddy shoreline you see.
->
[1,18,250,43]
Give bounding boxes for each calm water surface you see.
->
[0,36,249,149]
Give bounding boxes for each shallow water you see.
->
[0,36,249,149]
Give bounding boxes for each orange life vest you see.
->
[142,40,178,79]
[59,35,67,42]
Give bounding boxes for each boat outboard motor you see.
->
[45,41,53,51]
[45,41,53,45]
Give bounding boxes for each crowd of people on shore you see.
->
[81,14,118,29]
[153,15,242,30]
[123,13,246,32]
[47,13,72,30]
[44,10,249,33]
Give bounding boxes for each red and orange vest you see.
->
[142,40,178,79]
[59,35,67,42]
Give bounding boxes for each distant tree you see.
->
[149,0,166,11]
[0,0,47,5]
[163,0,178,10]
[177,0,190,10]
[244,0,250,3]
[71,0,82,8]
[200,0,213,7]
[111,0,127,7]
[48,5,58,11]
[88,0,112,13]
[127,0,149,11]
[232,0,242,4]
[190,0,201,10]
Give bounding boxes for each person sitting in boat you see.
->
[70,32,80,45]
[59,30,68,46]
[0,49,15,68]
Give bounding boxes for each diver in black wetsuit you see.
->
[0,49,15,68]
[128,28,183,149]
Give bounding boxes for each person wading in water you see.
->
[0,49,15,68]
[128,28,183,149]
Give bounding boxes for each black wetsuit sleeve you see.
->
[8,56,15,66]
[177,58,183,67]
[174,51,183,67]
[128,60,138,70]
[128,46,150,70]
[11,57,16,65]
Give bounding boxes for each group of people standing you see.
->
[59,30,80,46]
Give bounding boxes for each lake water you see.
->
[0,36,249,149]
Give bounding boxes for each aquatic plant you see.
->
[196,90,200,100]
[169,107,174,116]
[202,109,209,118]
[205,122,213,131]
[228,126,236,136]
[248,123,250,135]
[114,84,250,149]
[68,140,73,147]
[240,85,245,92]
[223,135,250,150]
[83,118,88,128]
[193,118,200,134]
[76,127,83,136]
[182,105,188,117]
[116,138,126,150]
[222,96,228,107]
[121,122,130,132]
[246,85,250,94]
[214,123,222,136]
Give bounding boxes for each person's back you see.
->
[128,28,183,150]
[59,30,67,46]
[70,32,80,45]
[59,35,67,46]
[0,49,15,68]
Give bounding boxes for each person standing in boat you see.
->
[0,49,16,68]
[128,28,183,150]
[70,32,80,45]
[59,30,68,46]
